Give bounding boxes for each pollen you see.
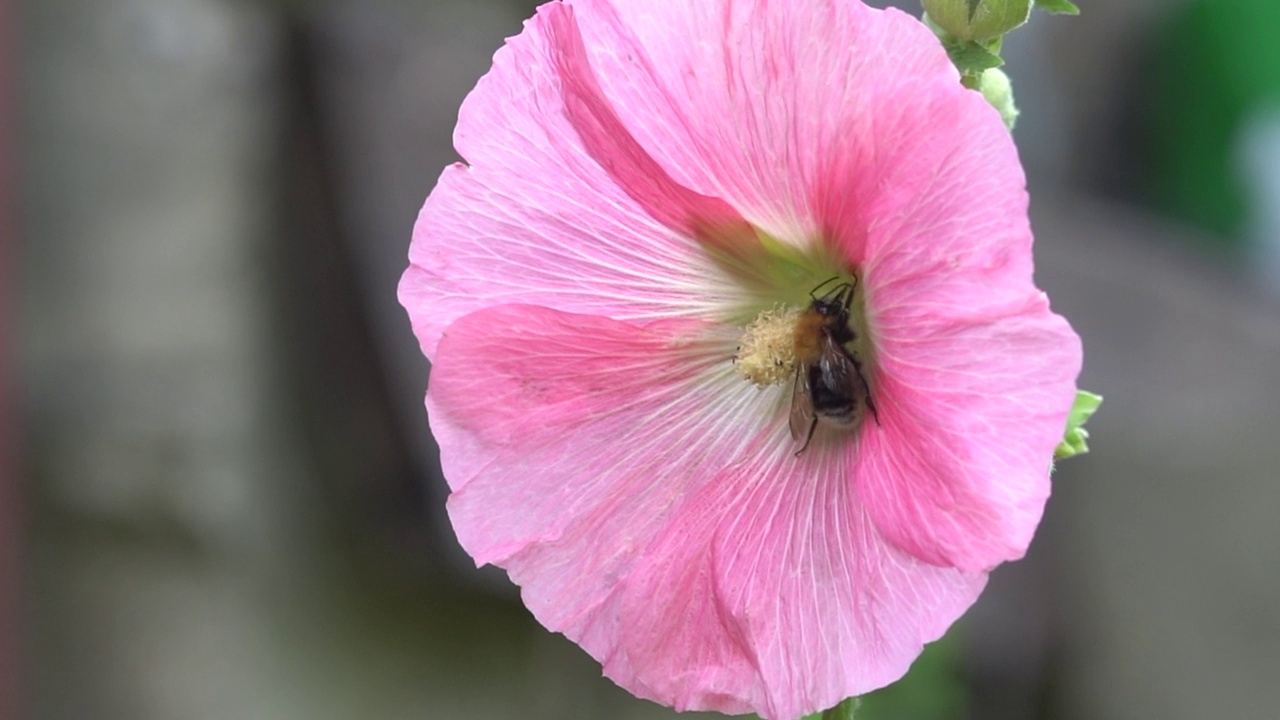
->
[734,305,801,387]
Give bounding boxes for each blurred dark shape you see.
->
[0,0,17,715]
[270,6,438,586]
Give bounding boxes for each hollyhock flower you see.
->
[398,0,1082,718]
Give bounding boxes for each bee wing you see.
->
[788,364,815,442]
[815,338,866,399]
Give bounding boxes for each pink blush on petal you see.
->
[616,428,986,720]
[854,298,1082,571]
[544,6,754,246]
[398,1,746,360]
[426,303,764,612]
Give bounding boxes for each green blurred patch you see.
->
[852,625,967,720]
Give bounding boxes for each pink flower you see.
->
[398,0,1082,718]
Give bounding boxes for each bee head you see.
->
[814,298,844,317]
[809,279,855,315]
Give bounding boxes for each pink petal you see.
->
[855,284,1082,570]
[427,302,747,587]
[822,30,1037,282]
[544,7,752,245]
[570,0,958,244]
[617,438,987,720]
[398,2,752,359]
[804,41,1081,572]
[428,304,987,719]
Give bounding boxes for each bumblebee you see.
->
[789,277,877,454]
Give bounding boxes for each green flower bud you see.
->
[1054,391,1102,460]
[977,68,1019,129]
[922,0,1033,42]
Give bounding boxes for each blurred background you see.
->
[14,0,1280,718]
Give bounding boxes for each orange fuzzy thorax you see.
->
[792,310,828,364]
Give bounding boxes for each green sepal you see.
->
[941,38,1006,77]
[1055,390,1102,460]
[1034,0,1080,16]
[922,13,1005,85]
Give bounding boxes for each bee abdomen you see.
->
[808,367,860,425]
[814,402,858,426]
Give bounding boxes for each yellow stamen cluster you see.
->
[734,306,801,387]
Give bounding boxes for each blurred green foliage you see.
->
[1145,0,1280,243]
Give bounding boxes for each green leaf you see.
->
[795,697,861,720]
[819,697,860,720]
[1054,390,1102,460]
[1034,0,1080,15]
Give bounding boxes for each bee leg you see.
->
[853,361,881,427]
[795,417,819,456]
